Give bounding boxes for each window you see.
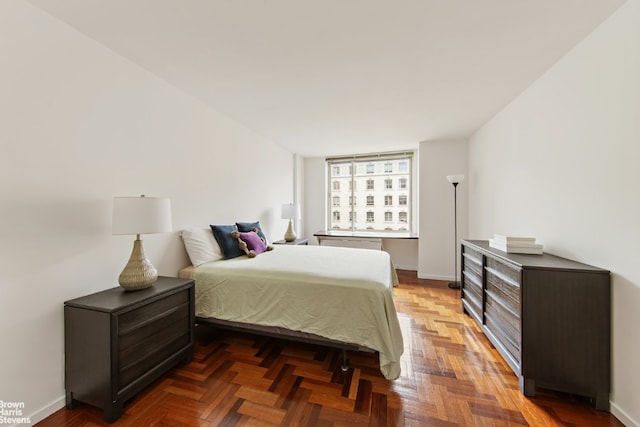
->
[333,211,340,221]
[326,151,414,232]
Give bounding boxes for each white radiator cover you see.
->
[317,237,383,250]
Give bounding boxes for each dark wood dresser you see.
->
[461,240,610,410]
[64,276,195,422]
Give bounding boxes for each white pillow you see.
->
[181,227,223,266]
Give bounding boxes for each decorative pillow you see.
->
[236,221,268,245]
[239,231,268,254]
[181,228,223,266]
[210,224,244,259]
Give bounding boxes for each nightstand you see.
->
[272,238,308,245]
[64,277,195,422]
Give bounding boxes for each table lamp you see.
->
[112,195,172,290]
[281,203,301,242]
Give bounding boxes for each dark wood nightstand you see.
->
[64,277,195,422]
[272,238,308,245]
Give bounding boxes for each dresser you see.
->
[461,240,610,410]
[64,277,195,422]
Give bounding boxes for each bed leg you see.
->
[341,349,349,372]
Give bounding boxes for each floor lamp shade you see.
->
[446,175,464,290]
[281,203,300,242]
[112,196,172,290]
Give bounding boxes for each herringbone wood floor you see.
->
[39,270,623,426]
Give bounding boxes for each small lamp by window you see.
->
[281,203,301,242]
[112,195,172,291]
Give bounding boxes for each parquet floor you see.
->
[38,270,623,426]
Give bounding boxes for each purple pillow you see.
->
[239,231,267,254]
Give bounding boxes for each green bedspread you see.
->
[194,244,404,380]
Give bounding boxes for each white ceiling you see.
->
[28,0,624,157]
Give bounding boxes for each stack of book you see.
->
[489,234,543,254]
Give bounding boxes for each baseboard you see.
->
[27,395,65,426]
[611,401,638,427]
[417,272,452,281]
[393,264,417,272]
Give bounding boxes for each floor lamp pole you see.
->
[448,182,460,289]
[446,174,464,290]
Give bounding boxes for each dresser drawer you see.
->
[463,246,483,266]
[485,263,521,316]
[485,291,521,346]
[486,311,521,368]
[486,257,522,286]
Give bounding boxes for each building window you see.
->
[326,151,414,232]
[366,179,374,190]
[333,211,340,221]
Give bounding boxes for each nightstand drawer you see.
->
[119,304,190,365]
[118,290,189,334]
[119,330,191,389]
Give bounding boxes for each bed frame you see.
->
[195,316,376,372]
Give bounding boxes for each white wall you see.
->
[418,140,468,280]
[468,1,640,424]
[0,2,293,423]
[302,157,327,243]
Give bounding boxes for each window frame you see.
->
[326,151,415,233]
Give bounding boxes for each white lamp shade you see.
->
[112,196,172,235]
[281,203,301,220]
[446,174,465,184]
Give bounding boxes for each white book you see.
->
[489,239,543,254]
[493,233,537,244]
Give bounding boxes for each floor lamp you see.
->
[446,175,464,290]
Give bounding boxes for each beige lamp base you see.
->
[284,219,297,242]
[118,238,158,291]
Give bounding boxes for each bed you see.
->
[179,227,404,380]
